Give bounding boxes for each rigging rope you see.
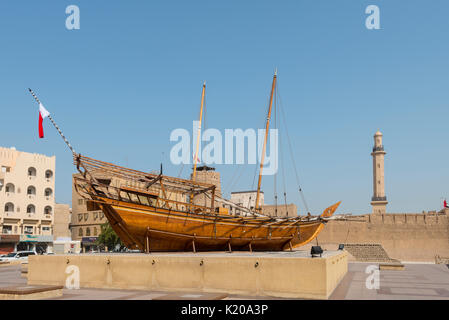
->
[273,83,278,216]
[177,163,184,178]
[223,166,239,195]
[228,165,245,195]
[277,93,290,216]
[251,100,268,191]
[277,83,311,214]
[279,124,289,216]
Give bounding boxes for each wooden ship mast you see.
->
[192,81,206,182]
[255,70,277,212]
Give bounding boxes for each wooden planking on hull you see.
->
[105,202,326,252]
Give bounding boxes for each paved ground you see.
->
[330,262,449,300]
[1,262,448,299]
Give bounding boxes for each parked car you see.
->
[0,251,36,262]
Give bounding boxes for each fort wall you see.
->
[306,211,449,262]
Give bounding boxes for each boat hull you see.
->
[97,197,337,252]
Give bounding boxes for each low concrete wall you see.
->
[28,252,348,299]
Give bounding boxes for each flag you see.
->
[193,153,201,163]
[444,200,448,208]
[38,103,50,138]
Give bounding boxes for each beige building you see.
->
[0,146,55,253]
[53,203,71,239]
[262,203,297,218]
[190,165,221,208]
[71,173,109,251]
[230,190,297,217]
[230,191,264,211]
[54,203,80,254]
[371,131,388,214]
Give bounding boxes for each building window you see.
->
[28,167,37,177]
[24,226,33,235]
[27,186,36,196]
[43,227,50,231]
[1,166,11,173]
[86,228,91,236]
[78,199,84,205]
[5,183,15,193]
[45,188,53,197]
[45,170,53,179]
[26,204,36,214]
[84,213,88,221]
[4,202,14,213]
[44,206,52,215]
[79,228,83,237]
[2,225,12,234]
[94,227,97,236]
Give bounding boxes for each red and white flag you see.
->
[193,153,201,163]
[38,103,50,138]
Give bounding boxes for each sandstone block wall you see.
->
[304,213,449,262]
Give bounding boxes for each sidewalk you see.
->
[1,263,448,300]
[330,262,449,300]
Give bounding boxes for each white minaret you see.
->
[371,130,388,214]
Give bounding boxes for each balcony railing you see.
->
[372,196,387,202]
[372,145,385,152]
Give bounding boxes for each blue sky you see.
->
[1,1,448,214]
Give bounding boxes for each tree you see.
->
[96,223,123,251]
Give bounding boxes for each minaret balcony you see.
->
[371,196,387,202]
[372,146,384,152]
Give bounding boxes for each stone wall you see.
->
[304,212,449,262]
[262,203,297,218]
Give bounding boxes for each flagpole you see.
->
[28,88,77,155]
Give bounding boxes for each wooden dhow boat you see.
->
[29,72,341,252]
[72,154,340,252]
